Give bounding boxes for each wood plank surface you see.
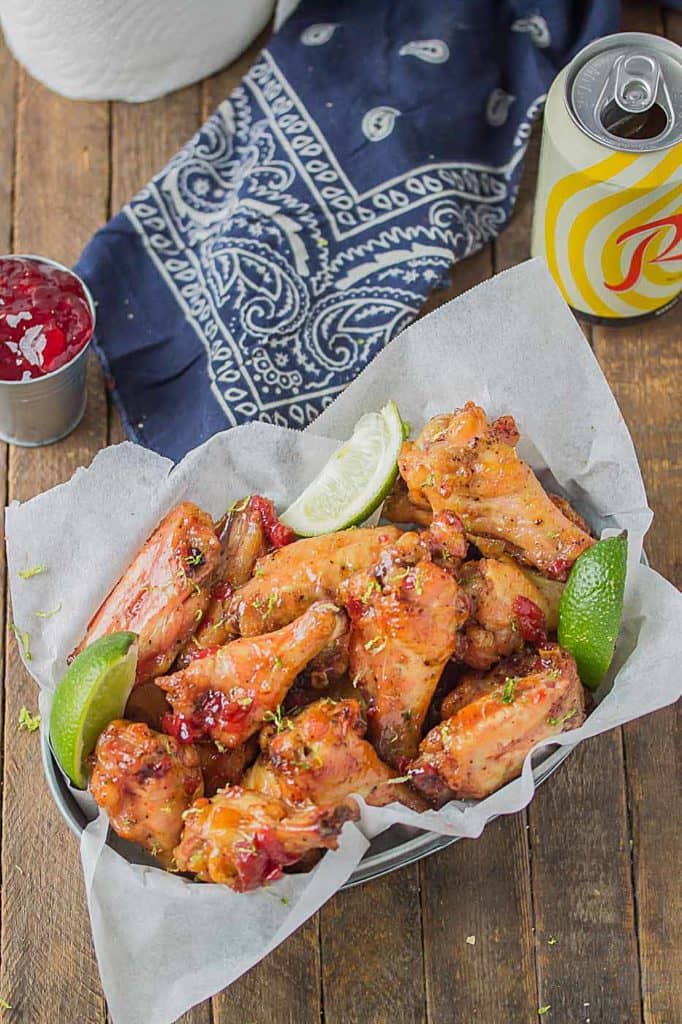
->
[0,70,109,1022]
[596,6,681,1024]
[0,5,679,1024]
[594,307,681,1024]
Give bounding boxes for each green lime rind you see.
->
[281,400,406,537]
[50,631,138,789]
[558,532,627,690]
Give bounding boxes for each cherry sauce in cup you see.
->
[0,255,95,446]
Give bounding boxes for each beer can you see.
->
[531,32,682,324]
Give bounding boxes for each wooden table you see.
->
[0,4,679,1022]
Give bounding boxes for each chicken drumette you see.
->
[174,787,358,889]
[339,516,470,768]
[410,646,586,803]
[245,698,424,811]
[398,403,594,579]
[90,720,204,865]
[74,502,222,684]
[229,526,402,636]
[158,602,347,749]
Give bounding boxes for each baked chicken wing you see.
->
[399,403,594,580]
[456,557,555,670]
[174,787,357,889]
[158,602,347,749]
[245,698,424,810]
[230,526,401,636]
[410,646,586,803]
[339,528,470,768]
[74,502,222,684]
[175,496,269,667]
[90,720,204,865]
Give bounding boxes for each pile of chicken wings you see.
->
[84,403,594,891]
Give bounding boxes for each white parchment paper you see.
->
[6,261,681,1024]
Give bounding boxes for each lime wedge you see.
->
[558,532,627,690]
[281,401,405,536]
[50,632,138,788]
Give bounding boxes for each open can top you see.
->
[565,32,682,153]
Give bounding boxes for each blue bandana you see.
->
[77,0,618,460]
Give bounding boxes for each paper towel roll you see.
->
[0,0,275,101]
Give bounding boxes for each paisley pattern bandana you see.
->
[77,0,618,460]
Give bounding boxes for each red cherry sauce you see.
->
[249,495,297,549]
[234,829,301,891]
[512,595,548,645]
[162,688,252,744]
[0,257,93,381]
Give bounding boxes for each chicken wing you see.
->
[174,787,358,889]
[245,699,424,811]
[196,737,258,796]
[230,526,402,636]
[158,602,347,749]
[175,496,271,667]
[456,557,554,670]
[339,534,470,768]
[410,646,586,803]
[90,720,204,865]
[74,502,222,684]
[399,403,594,580]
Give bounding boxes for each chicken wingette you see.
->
[229,526,402,636]
[339,516,470,767]
[73,502,222,684]
[410,646,586,803]
[245,698,424,810]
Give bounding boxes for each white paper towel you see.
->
[6,262,682,1024]
[0,0,275,102]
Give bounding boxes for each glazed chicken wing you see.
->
[399,403,594,580]
[456,557,555,670]
[174,787,358,889]
[245,699,424,811]
[410,646,586,803]
[175,496,269,667]
[196,737,258,796]
[230,526,401,636]
[339,529,470,768]
[74,502,222,684]
[158,602,347,749]
[90,720,204,865]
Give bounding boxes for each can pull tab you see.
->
[613,53,660,114]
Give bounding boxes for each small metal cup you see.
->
[0,254,95,447]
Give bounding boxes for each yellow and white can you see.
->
[531,32,682,323]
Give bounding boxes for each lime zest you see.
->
[35,603,62,619]
[18,706,41,732]
[18,564,46,579]
[11,624,32,661]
